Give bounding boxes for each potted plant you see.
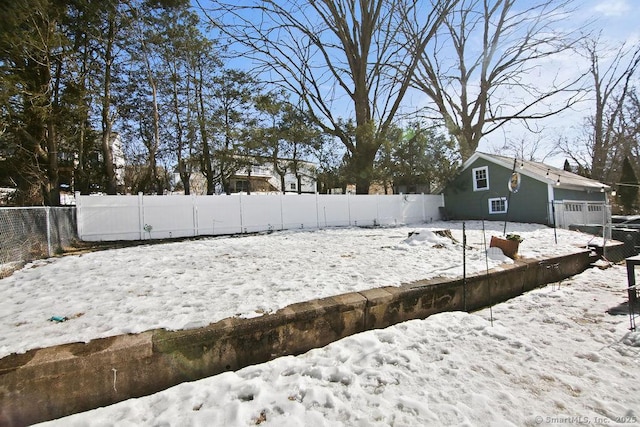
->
[489,233,523,259]
[506,233,523,243]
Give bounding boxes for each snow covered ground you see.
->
[37,256,640,426]
[1,221,603,359]
[2,221,639,425]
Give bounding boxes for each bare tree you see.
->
[411,0,586,162]
[494,135,557,162]
[99,4,120,195]
[624,89,640,164]
[199,0,455,193]
[580,36,640,182]
[557,39,640,183]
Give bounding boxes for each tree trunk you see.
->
[46,116,60,206]
[149,77,162,194]
[591,81,606,180]
[102,16,117,195]
[75,123,89,195]
[247,168,252,195]
[22,58,50,205]
[179,159,191,195]
[196,67,215,195]
[172,65,190,195]
[350,138,377,195]
[46,55,63,206]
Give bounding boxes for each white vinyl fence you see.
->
[76,193,445,242]
[552,200,611,232]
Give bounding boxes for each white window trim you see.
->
[472,166,489,191]
[488,197,508,214]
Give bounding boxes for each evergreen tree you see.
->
[619,156,639,213]
[209,69,260,194]
[375,122,459,194]
[0,0,68,205]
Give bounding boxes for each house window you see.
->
[488,197,507,214]
[234,180,249,193]
[473,166,489,191]
[290,182,297,191]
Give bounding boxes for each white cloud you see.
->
[593,0,631,17]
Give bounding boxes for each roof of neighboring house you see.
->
[465,152,610,192]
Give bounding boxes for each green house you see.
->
[443,152,612,227]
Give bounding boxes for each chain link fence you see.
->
[569,223,639,261]
[0,207,77,277]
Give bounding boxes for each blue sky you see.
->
[478,0,640,166]
[197,0,639,168]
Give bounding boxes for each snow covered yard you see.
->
[36,262,639,426]
[0,221,603,359]
[2,220,639,426]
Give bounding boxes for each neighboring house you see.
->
[230,158,317,194]
[57,132,126,201]
[443,152,612,227]
[394,183,431,195]
[0,187,15,205]
[172,157,317,195]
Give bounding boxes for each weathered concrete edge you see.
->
[0,249,595,427]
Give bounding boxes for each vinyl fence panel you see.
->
[348,195,380,227]
[77,195,142,241]
[316,195,352,228]
[140,195,196,239]
[422,194,444,223]
[76,193,445,242]
[281,194,319,230]
[239,194,283,233]
[402,194,425,225]
[195,195,242,236]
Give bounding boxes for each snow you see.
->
[0,221,594,358]
[2,221,639,425]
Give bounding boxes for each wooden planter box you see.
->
[490,236,520,259]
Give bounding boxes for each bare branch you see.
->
[410,0,587,161]
[578,34,640,181]
[198,0,455,193]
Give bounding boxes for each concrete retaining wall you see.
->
[0,250,594,426]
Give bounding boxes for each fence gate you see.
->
[553,200,611,235]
